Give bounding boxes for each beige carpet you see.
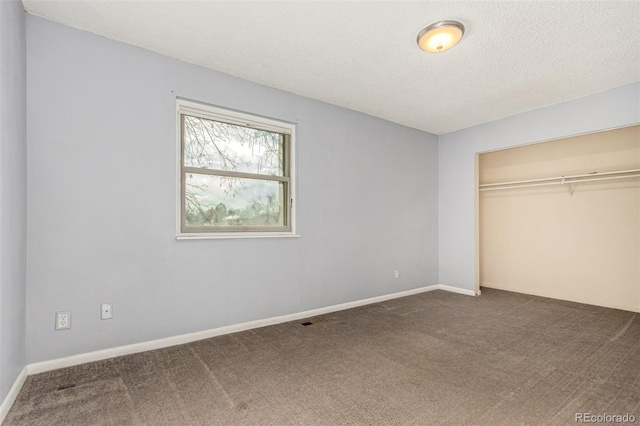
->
[5,288,639,425]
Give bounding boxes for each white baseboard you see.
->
[27,283,476,376]
[438,284,477,296]
[0,366,28,425]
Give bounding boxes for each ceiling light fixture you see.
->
[417,20,465,53]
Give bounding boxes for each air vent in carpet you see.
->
[56,384,76,391]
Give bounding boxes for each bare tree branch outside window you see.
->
[182,114,287,228]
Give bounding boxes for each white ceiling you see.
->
[22,0,640,135]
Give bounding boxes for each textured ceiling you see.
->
[22,0,640,135]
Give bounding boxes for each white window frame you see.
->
[176,99,297,239]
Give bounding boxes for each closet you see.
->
[479,125,640,312]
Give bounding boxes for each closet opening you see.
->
[476,125,640,312]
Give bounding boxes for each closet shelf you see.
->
[479,169,640,193]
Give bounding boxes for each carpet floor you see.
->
[5,288,639,425]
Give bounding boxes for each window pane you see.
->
[184,173,286,228]
[183,115,284,176]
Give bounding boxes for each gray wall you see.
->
[26,16,439,364]
[438,82,640,291]
[0,0,27,405]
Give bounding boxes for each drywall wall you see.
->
[439,82,640,292]
[0,0,27,406]
[480,126,640,311]
[26,16,439,363]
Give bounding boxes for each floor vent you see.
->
[56,384,76,391]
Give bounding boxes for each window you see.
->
[177,100,296,238]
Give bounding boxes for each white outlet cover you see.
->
[101,303,113,320]
[55,311,71,330]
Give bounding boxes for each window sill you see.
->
[176,233,300,240]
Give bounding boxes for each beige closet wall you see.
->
[479,125,640,312]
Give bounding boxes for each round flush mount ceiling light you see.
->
[417,20,465,53]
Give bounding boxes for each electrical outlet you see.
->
[394,270,400,279]
[56,311,71,330]
[101,303,113,320]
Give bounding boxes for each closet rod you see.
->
[479,169,640,188]
[479,173,640,192]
